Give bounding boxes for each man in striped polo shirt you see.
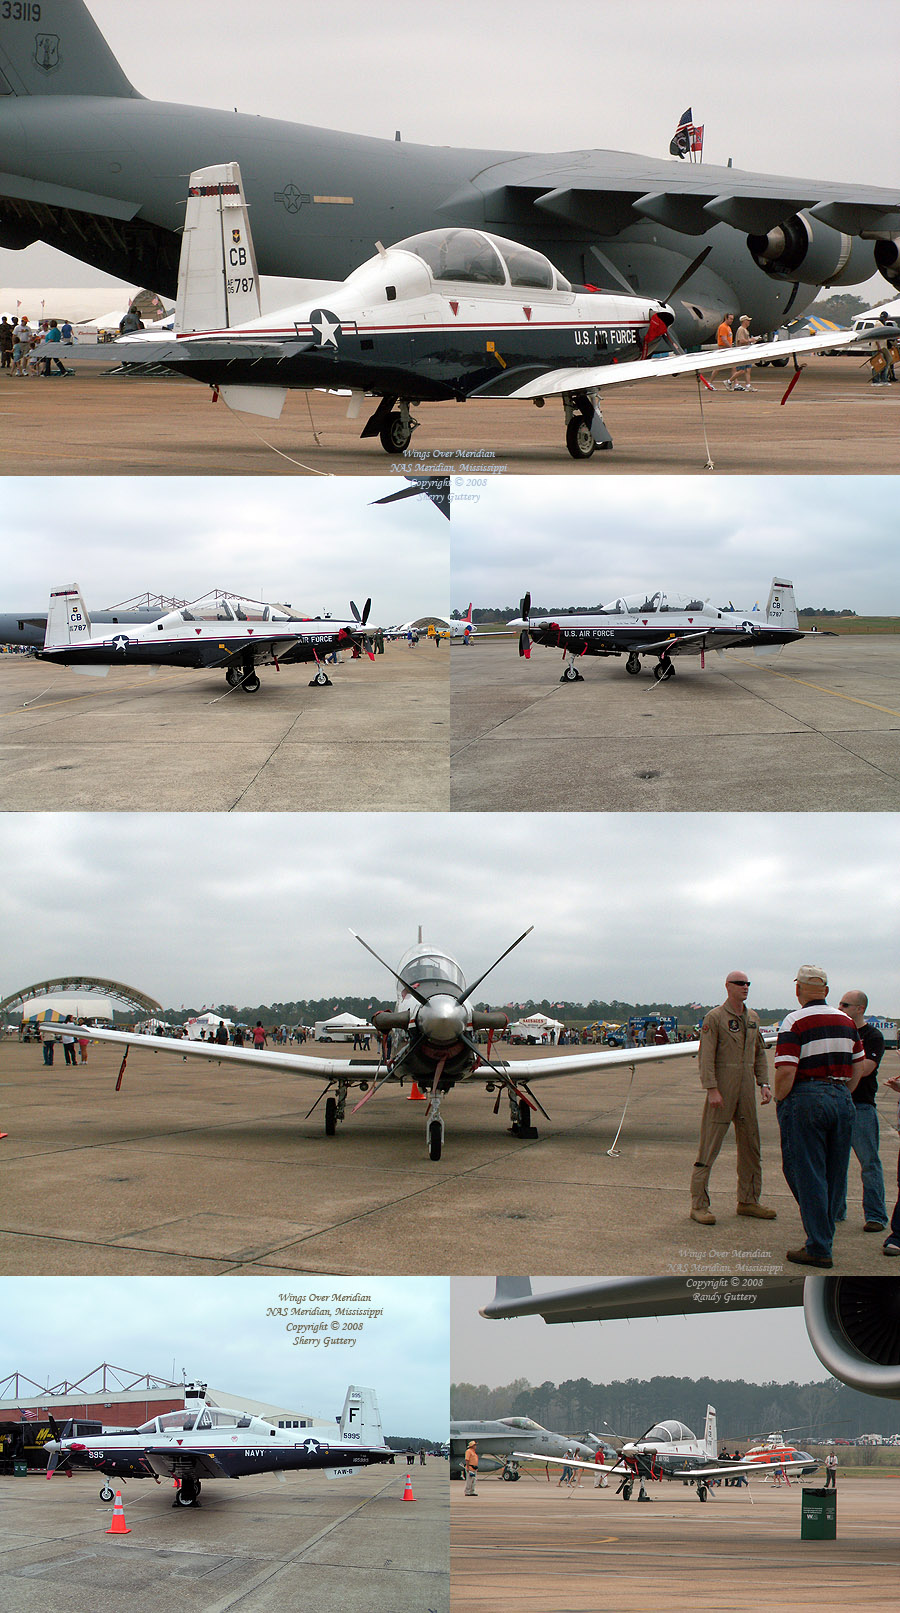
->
[773,964,865,1268]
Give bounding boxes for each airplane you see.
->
[512,1404,814,1501]
[45,1381,393,1509]
[0,599,168,649]
[49,927,703,1161]
[102,164,900,461]
[4,0,900,361]
[451,606,476,640]
[480,1276,900,1403]
[449,1416,597,1480]
[37,584,376,692]
[513,578,806,682]
[740,1429,818,1476]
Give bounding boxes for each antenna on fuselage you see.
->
[418,926,423,943]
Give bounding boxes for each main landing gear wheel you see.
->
[566,418,596,459]
[225,665,241,687]
[240,671,261,693]
[625,654,641,676]
[653,660,675,682]
[513,1098,539,1139]
[99,1484,114,1502]
[698,1484,708,1502]
[174,1476,201,1507]
[325,1096,337,1136]
[561,664,584,683]
[309,669,332,687]
[380,413,412,452]
[502,1467,520,1482]
[622,1481,633,1501]
[428,1120,443,1161]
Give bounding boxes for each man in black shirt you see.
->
[835,989,888,1231]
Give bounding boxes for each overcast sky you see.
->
[452,1277,827,1386]
[452,476,900,617]
[0,479,447,625]
[1,0,896,290]
[2,814,897,1013]
[0,1275,448,1437]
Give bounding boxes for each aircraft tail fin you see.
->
[704,1405,718,1460]
[44,585,91,650]
[175,164,262,332]
[765,578,798,631]
[340,1385,385,1448]
[464,603,473,624]
[0,0,141,99]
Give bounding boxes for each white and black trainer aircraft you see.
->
[104,163,899,462]
[45,1382,393,1509]
[58,929,699,1161]
[38,584,375,692]
[513,577,806,682]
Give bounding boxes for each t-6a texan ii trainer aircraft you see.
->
[38,585,374,693]
[45,1383,393,1510]
[514,1404,814,1502]
[106,164,899,462]
[4,0,900,348]
[513,578,806,683]
[59,930,699,1161]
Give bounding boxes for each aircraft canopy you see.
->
[645,1420,695,1443]
[155,595,292,629]
[393,228,571,293]
[397,947,466,995]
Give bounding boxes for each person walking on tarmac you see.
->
[464,1441,478,1496]
[690,970,776,1225]
[825,1451,838,1488]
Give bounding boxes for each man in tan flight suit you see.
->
[690,969,776,1226]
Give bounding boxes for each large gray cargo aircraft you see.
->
[3,1,900,346]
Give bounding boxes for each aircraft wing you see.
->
[496,1040,698,1082]
[67,1024,377,1082]
[501,326,900,402]
[481,1275,804,1322]
[141,1448,232,1482]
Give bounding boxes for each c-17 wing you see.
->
[502,325,900,402]
[495,1040,698,1082]
[66,1024,377,1082]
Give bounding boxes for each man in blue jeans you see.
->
[834,989,888,1233]
[773,965,865,1268]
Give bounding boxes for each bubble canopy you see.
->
[397,945,466,996]
[392,228,571,293]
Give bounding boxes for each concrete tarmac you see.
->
[450,635,900,810]
[0,358,897,475]
[450,1472,898,1613]
[0,1463,448,1613]
[2,1039,896,1276]
[0,643,448,811]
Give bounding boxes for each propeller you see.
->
[457,926,534,1006]
[518,592,531,659]
[45,1413,65,1475]
[350,598,372,627]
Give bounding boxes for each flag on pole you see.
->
[670,108,694,158]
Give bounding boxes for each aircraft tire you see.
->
[325,1096,337,1136]
[622,1482,633,1500]
[653,660,674,682]
[565,419,596,459]
[99,1485,114,1502]
[561,664,583,683]
[380,413,412,452]
[698,1485,708,1501]
[240,672,261,693]
[225,665,240,687]
[625,655,641,675]
[428,1121,442,1161]
[312,670,331,687]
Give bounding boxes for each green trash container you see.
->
[13,1461,27,1477]
[801,1486,836,1539]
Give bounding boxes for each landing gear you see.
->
[625,653,641,676]
[225,665,241,687]
[697,1483,708,1502]
[562,390,613,459]
[427,1092,444,1160]
[361,395,419,453]
[501,1464,520,1482]
[561,662,584,683]
[507,1091,539,1139]
[323,1081,348,1136]
[309,668,333,687]
[173,1476,201,1508]
[99,1484,115,1502]
[621,1481,633,1501]
[653,658,675,682]
[240,671,261,693]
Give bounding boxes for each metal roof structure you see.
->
[0,976,161,1019]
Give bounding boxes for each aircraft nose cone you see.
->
[418,996,466,1046]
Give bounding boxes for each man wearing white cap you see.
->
[773,965,865,1267]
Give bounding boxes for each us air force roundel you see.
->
[309,309,342,348]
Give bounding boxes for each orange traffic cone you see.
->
[106,1490,132,1535]
[407,1083,426,1101]
[402,1473,415,1501]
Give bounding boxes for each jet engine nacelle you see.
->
[747,215,875,287]
[874,238,900,289]
[803,1277,900,1400]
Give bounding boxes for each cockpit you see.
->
[397,945,466,996]
[136,1407,251,1434]
[644,1420,695,1444]
[154,595,293,631]
[498,1416,545,1431]
[392,228,571,293]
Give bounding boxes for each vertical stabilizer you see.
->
[704,1405,718,1460]
[765,578,798,630]
[340,1385,385,1448]
[44,585,91,650]
[0,0,141,98]
[175,164,261,332]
